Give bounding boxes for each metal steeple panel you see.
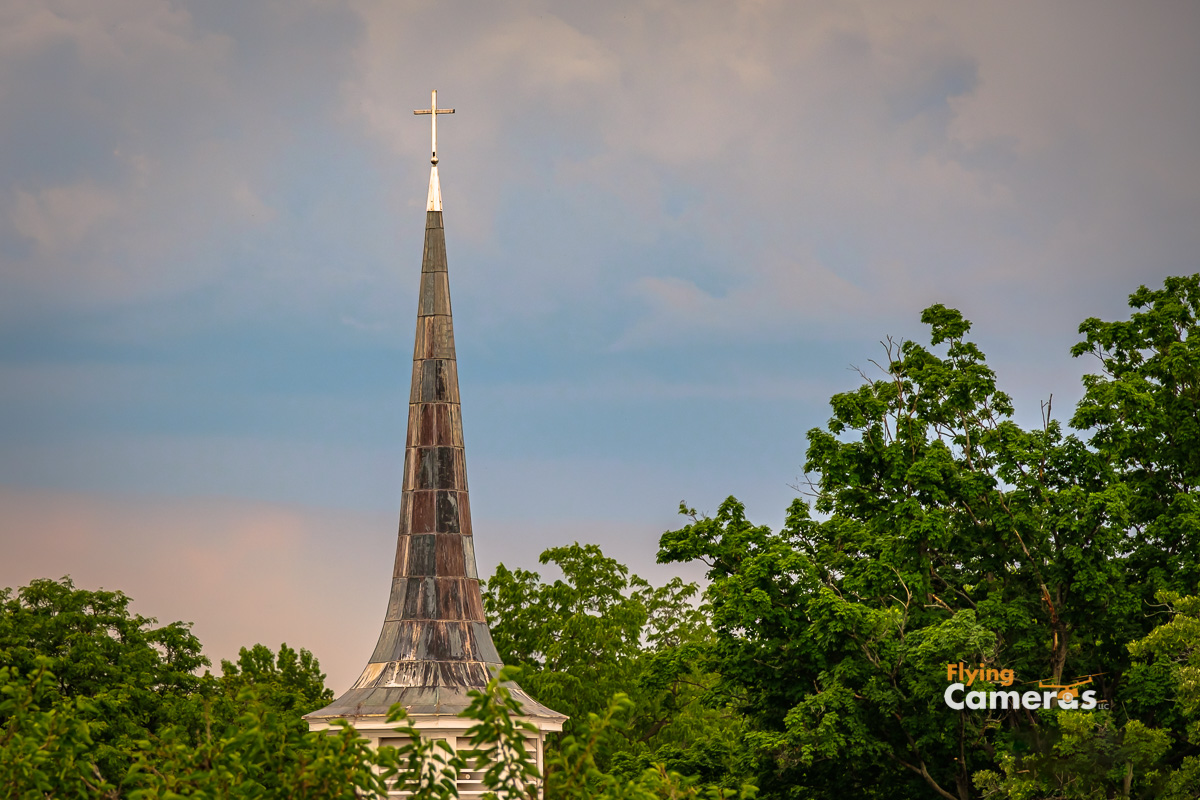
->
[305,178,565,725]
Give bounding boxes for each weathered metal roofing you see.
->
[305,189,565,725]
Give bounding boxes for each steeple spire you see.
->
[305,94,564,733]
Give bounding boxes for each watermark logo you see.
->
[941,663,1101,711]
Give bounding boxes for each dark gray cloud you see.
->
[4,1,1197,337]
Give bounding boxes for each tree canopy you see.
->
[658,274,1200,799]
[0,576,754,799]
[0,577,379,798]
[483,543,746,790]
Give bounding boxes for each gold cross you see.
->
[413,90,454,165]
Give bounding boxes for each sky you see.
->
[1,0,1198,692]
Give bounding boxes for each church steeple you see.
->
[305,93,565,731]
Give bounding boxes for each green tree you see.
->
[185,641,334,745]
[973,712,1172,799]
[123,701,394,799]
[484,543,745,789]
[216,643,332,715]
[1071,274,1200,603]
[972,275,1200,799]
[659,278,1200,799]
[1127,591,1200,798]
[0,662,114,798]
[0,577,207,785]
[2,575,749,798]
[0,578,356,797]
[976,590,1200,799]
[486,543,652,722]
[385,667,756,800]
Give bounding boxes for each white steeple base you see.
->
[307,713,563,798]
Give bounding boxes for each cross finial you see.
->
[414,90,455,165]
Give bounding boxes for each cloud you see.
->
[336,0,1200,354]
[482,371,834,404]
[0,485,394,691]
[3,0,1196,345]
[615,254,872,348]
[0,0,361,320]
[11,182,121,253]
[0,1,231,299]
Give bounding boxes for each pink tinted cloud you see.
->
[0,485,393,692]
[0,483,710,692]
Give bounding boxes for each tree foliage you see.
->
[0,663,110,798]
[0,638,754,799]
[1072,274,1200,601]
[0,577,361,797]
[0,575,753,798]
[0,577,208,785]
[483,543,746,789]
[659,275,1200,799]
